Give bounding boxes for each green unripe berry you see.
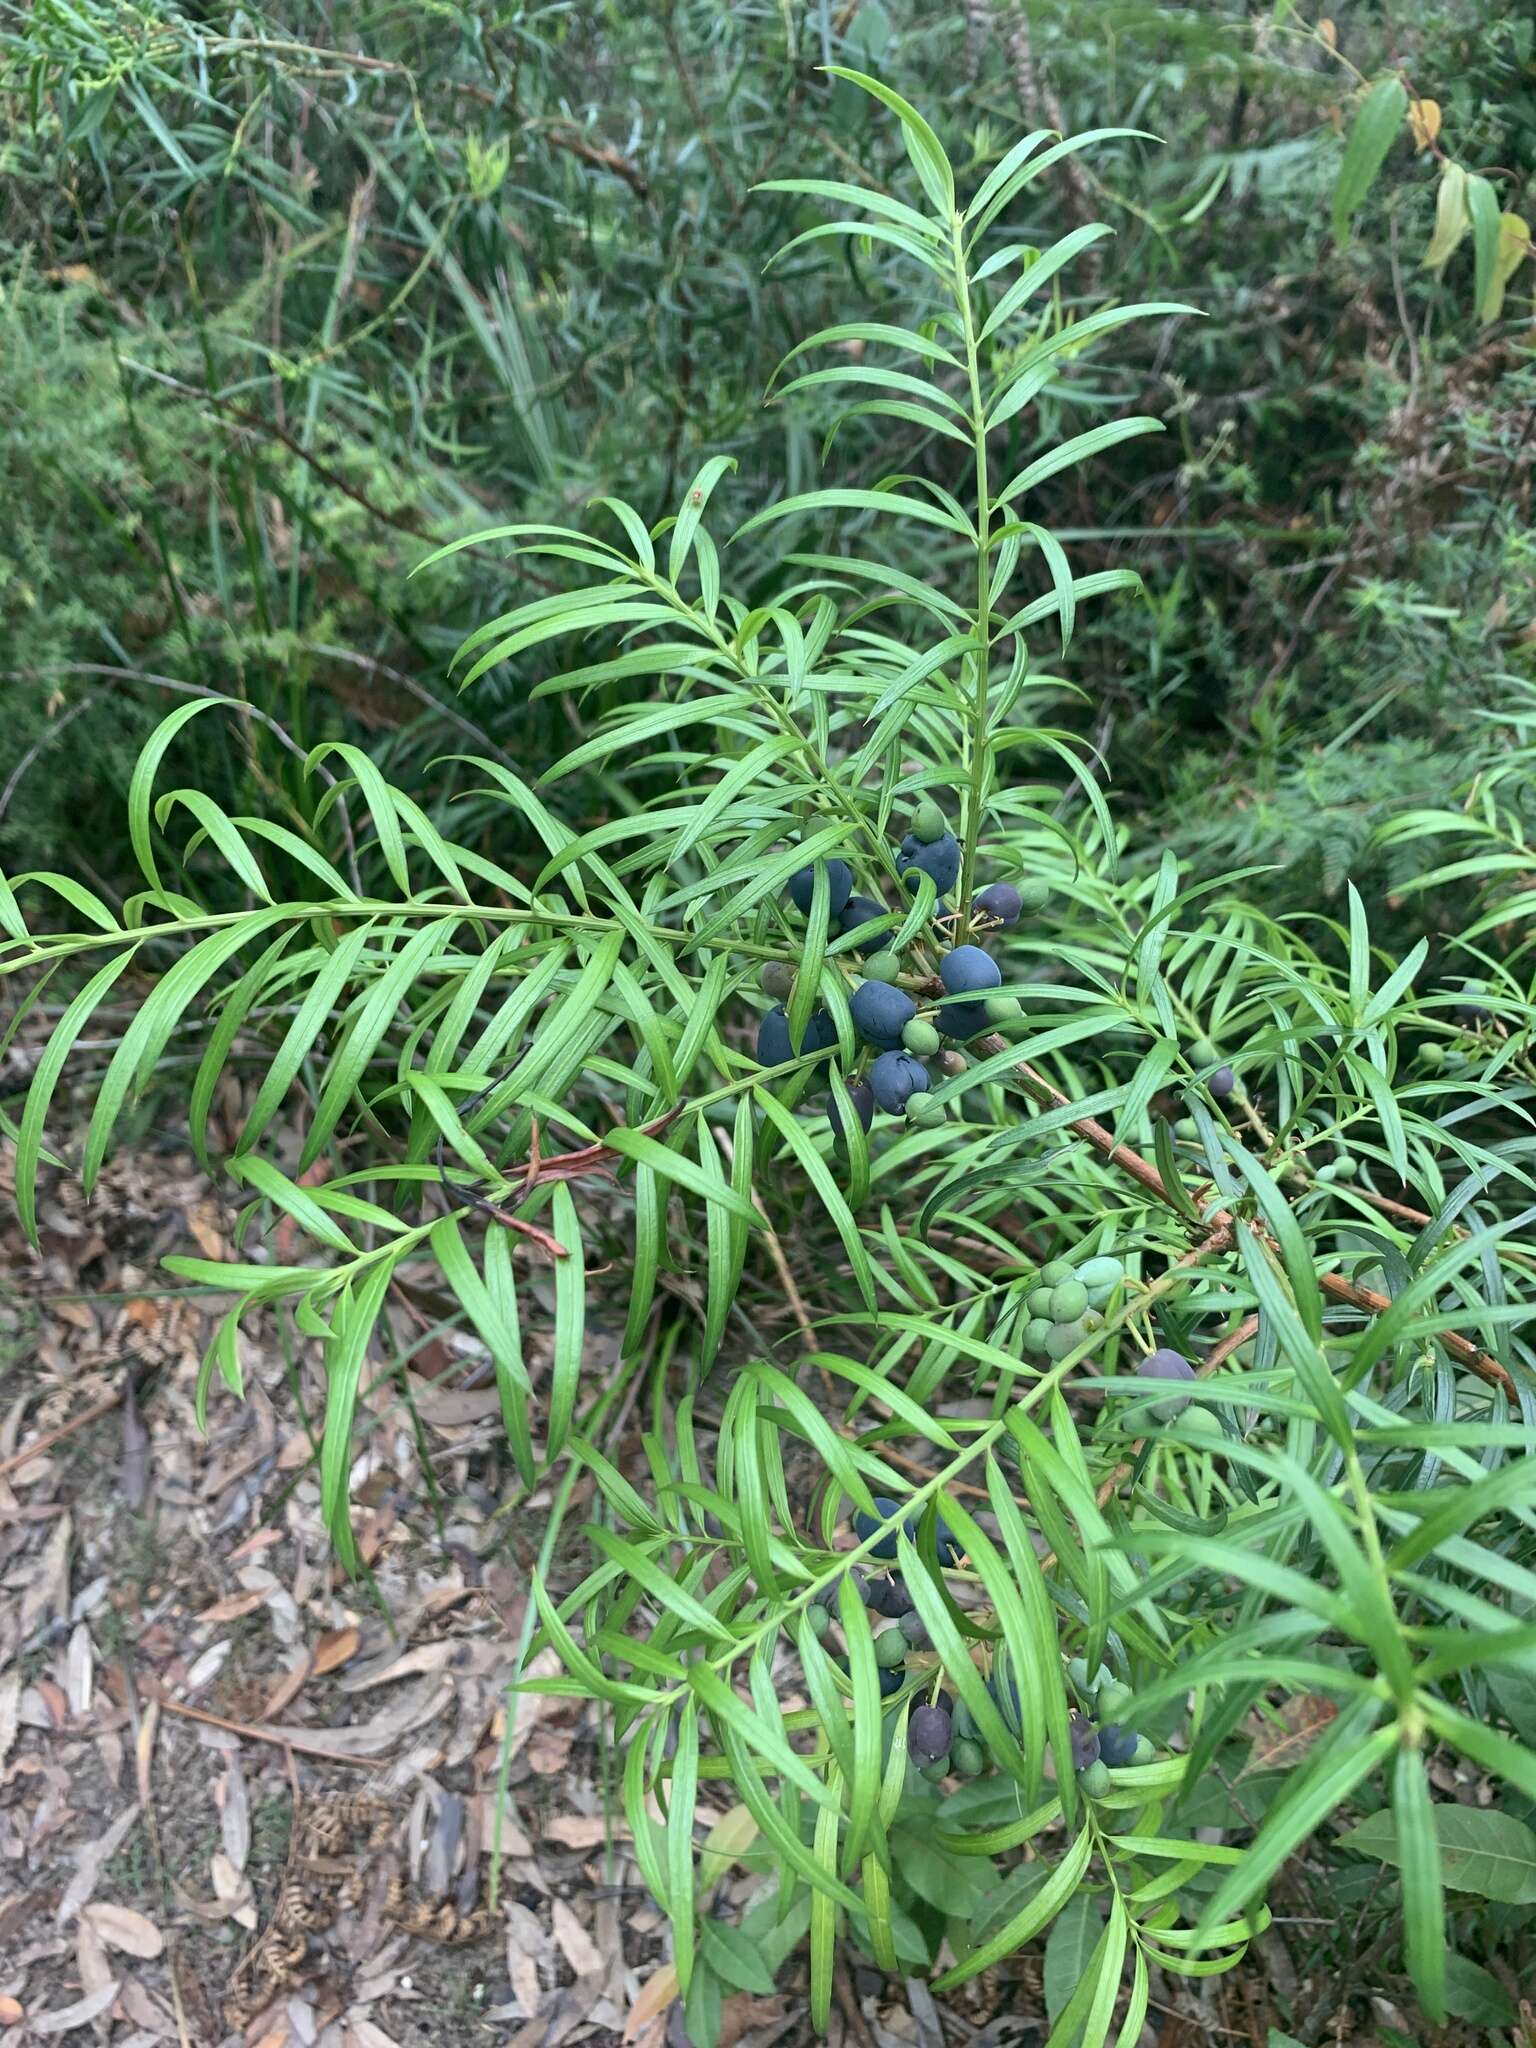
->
[1081,1310,1105,1335]
[920,1753,951,1782]
[1178,1407,1225,1442]
[906,1091,945,1126]
[1022,1316,1054,1357]
[1130,1735,1155,1765]
[1076,1256,1123,1292]
[863,950,902,984]
[1189,1035,1218,1067]
[807,1604,832,1640]
[1066,1656,1091,1695]
[1045,1317,1091,1361]
[984,993,1021,1026]
[953,1698,979,1742]
[1049,1279,1089,1322]
[761,961,795,1002]
[1097,1680,1133,1721]
[902,1018,942,1057]
[1174,1117,1197,1139]
[1078,1759,1112,1798]
[951,1736,986,1777]
[1316,1159,1340,1182]
[1418,1042,1446,1068]
[1014,880,1049,915]
[1039,1259,1074,1287]
[911,798,947,844]
[874,1628,907,1670]
[1334,1156,1359,1180]
[1026,1286,1055,1318]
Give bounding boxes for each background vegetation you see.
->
[5,2,1536,2043]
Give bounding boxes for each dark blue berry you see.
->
[829,1078,875,1138]
[941,945,1002,996]
[870,1049,929,1113]
[838,895,889,944]
[788,860,852,917]
[1096,1723,1139,1768]
[854,1496,906,1560]
[850,980,916,1051]
[898,832,960,893]
[940,998,992,1041]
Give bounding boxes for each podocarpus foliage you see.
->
[5,73,1536,2044]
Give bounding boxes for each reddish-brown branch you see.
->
[974,1038,1516,1398]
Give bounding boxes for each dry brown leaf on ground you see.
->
[220,1751,251,1872]
[55,1803,139,1924]
[82,1901,164,1959]
[542,1815,621,1851]
[74,1910,114,2000]
[30,1982,120,2034]
[313,1626,361,1675]
[551,1898,603,1978]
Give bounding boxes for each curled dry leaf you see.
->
[313,1625,362,1675]
[1242,1692,1339,1775]
[83,1901,164,1960]
[31,1983,120,2035]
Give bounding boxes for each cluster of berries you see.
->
[756,800,1048,1132]
[1018,1249,1126,1362]
[803,1489,1160,1794]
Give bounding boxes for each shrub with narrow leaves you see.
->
[4,69,1534,2048]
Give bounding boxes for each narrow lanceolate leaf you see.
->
[1391,1745,1446,2021]
[1332,77,1408,244]
[1467,174,1501,320]
[932,1825,1093,1990]
[15,949,134,1245]
[320,1256,396,1570]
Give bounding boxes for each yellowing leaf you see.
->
[1408,98,1441,150]
[697,1802,760,1888]
[1481,212,1532,323]
[1422,162,1470,272]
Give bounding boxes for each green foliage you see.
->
[7,64,1536,2044]
[6,3,1536,2037]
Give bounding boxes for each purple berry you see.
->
[908,1704,953,1762]
[972,883,1023,927]
[1068,1712,1100,1771]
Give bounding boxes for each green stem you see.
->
[953,211,992,919]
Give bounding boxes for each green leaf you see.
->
[1043,1892,1103,2024]
[822,68,955,220]
[1338,1801,1536,1903]
[1332,77,1408,244]
[1441,1953,1515,2026]
[698,1916,776,1996]
[1467,173,1501,319]
[1391,1747,1446,2022]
